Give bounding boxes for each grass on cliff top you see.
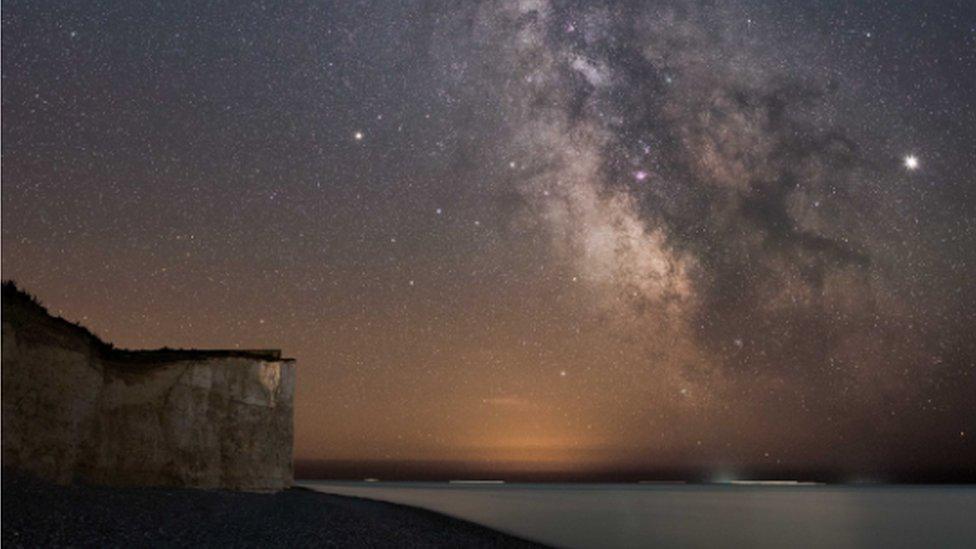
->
[2,280,288,364]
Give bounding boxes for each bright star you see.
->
[634,170,648,181]
[904,155,919,170]
[354,131,364,141]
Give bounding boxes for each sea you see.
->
[300,481,976,548]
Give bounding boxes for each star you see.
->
[634,170,648,181]
[904,155,919,170]
[354,131,364,141]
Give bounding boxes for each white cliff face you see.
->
[1,289,295,492]
[1,318,103,485]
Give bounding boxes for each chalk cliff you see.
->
[1,283,295,491]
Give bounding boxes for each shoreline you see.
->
[1,471,544,548]
[301,480,976,549]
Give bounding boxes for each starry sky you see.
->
[3,1,975,480]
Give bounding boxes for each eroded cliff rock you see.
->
[1,283,295,491]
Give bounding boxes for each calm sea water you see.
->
[300,481,976,548]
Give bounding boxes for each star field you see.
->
[3,0,975,480]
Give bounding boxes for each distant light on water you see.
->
[726,480,822,486]
[710,471,738,484]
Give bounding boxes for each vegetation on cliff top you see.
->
[2,280,288,364]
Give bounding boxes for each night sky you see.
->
[3,1,975,480]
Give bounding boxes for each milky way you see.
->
[3,0,975,479]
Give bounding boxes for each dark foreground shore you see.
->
[1,472,543,548]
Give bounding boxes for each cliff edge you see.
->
[1,282,295,491]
